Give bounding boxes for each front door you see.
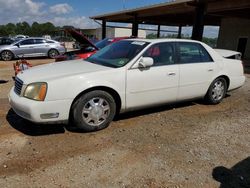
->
[126,42,179,110]
[15,39,35,57]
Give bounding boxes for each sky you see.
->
[0,0,219,38]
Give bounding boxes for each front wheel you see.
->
[48,49,59,59]
[205,77,227,104]
[1,50,14,61]
[72,90,116,132]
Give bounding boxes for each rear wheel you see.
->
[48,49,59,58]
[1,50,14,61]
[205,77,227,104]
[72,90,116,132]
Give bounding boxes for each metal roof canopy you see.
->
[90,0,250,40]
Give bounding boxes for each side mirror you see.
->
[138,57,154,68]
[15,43,20,48]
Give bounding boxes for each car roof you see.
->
[17,37,57,42]
[20,37,47,40]
[125,38,203,44]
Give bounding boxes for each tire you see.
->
[72,90,116,132]
[1,50,14,61]
[48,49,59,59]
[205,77,227,104]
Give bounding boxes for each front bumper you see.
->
[9,87,72,123]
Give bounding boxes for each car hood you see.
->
[66,29,98,50]
[17,59,111,84]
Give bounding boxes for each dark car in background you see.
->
[0,37,14,46]
[55,29,129,62]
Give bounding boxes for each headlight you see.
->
[23,82,47,101]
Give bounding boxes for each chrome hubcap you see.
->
[2,51,12,60]
[82,97,110,126]
[212,80,225,101]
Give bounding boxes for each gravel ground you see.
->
[0,58,249,188]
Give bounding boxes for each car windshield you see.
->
[95,38,113,49]
[86,40,149,68]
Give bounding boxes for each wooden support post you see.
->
[178,25,182,38]
[132,15,138,37]
[191,2,205,41]
[102,19,106,39]
[157,25,161,38]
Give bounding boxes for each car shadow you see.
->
[114,100,198,121]
[212,157,250,188]
[6,109,65,136]
[6,98,228,135]
[15,57,49,60]
[0,80,9,84]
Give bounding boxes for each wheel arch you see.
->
[70,86,122,117]
[48,48,59,57]
[216,75,230,91]
[205,75,230,97]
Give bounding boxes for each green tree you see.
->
[5,23,16,36]
[0,25,8,36]
[16,22,31,35]
[31,22,40,36]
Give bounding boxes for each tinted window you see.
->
[46,40,55,43]
[178,42,213,63]
[20,39,34,45]
[0,38,13,45]
[34,39,45,44]
[87,40,149,68]
[143,42,175,66]
[95,38,113,49]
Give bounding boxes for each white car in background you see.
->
[9,39,245,131]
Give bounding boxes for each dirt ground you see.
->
[0,58,249,188]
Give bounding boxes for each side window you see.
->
[143,43,175,66]
[46,40,55,44]
[34,39,45,44]
[20,39,34,45]
[178,42,213,64]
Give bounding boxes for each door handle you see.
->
[168,72,176,76]
[208,69,213,72]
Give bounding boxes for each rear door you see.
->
[177,42,215,100]
[126,42,179,110]
[33,39,49,56]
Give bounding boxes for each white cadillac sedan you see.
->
[9,39,245,131]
